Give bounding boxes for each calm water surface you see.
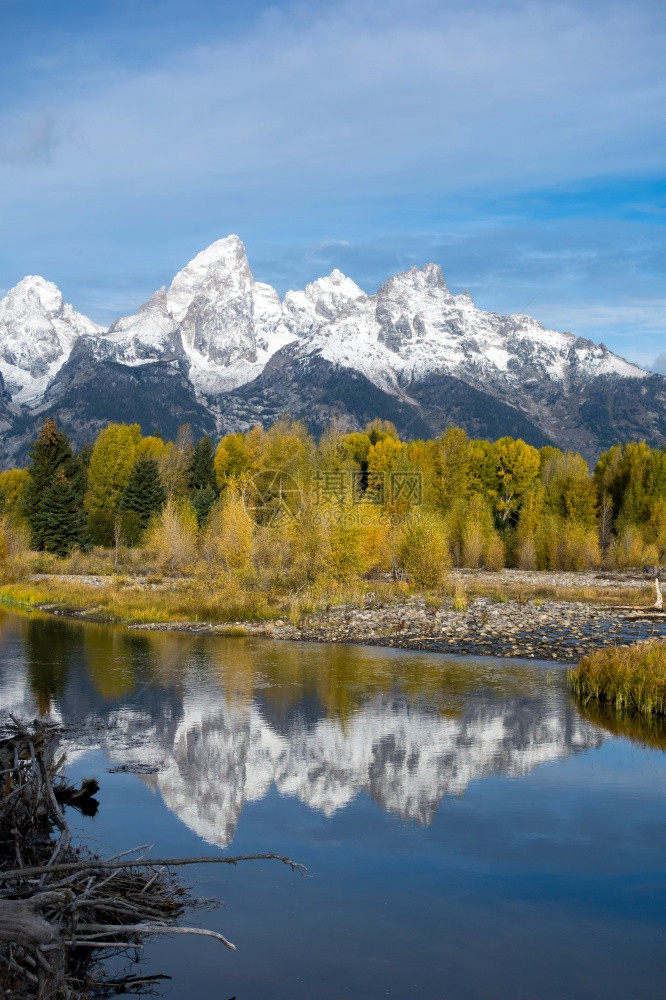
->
[1,609,665,999]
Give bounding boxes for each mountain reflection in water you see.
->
[0,610,604,847]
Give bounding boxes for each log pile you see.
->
[0,719,304,998]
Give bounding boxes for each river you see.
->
[0,609,664,999]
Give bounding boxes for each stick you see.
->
[0,852,307,882]
[72,923,237,951]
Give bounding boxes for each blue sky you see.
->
[1,0,665,372]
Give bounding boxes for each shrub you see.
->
[397,511,450,588]
[202,490,255,574]
[515,533,537,570]
[145,498,198,570]
[482,533,505,571]
[568,640,666,716]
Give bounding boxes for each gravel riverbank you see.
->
[22,568,666,662]
[270,596,666,662]
[130,595,666,663]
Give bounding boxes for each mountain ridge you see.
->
[1,235,664,464]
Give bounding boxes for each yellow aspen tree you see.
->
[84,423,142,512]
[397,510,450,588]
[0,468,31,523]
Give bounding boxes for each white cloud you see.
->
[2,0,666,205]
[1,0,665,363]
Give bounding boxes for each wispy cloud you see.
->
[4,1,666,199]
[0,0,664,363]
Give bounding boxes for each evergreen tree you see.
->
[32,471,87,556]
[189,435,217,491]
[188,435,218,525]
[22,419,87,552]
[191,484,217,526]
[118,456,167,530]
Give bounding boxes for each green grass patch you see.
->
[0,583,44,609]
[568,640,666,716]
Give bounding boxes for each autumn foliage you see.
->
[0,418,665,585]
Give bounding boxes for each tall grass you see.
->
[0,577,275,624]
[568,640,666,716]
[0,573,410,627]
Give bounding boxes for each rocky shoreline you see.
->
[130,594,666,663]
[15,568,666,662]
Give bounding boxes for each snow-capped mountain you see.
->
[1,235,664,463]
[103,237,298,395]
[0,276,102,404]
[100,237,367,396]
[299,262,644,394]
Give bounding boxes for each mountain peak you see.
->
[0,274,101,405]
[186,234,247,269]
[3,275,64,315]
[305,269,366,302]
[378,262,449,299]
[166,235,252,327]
[328,268,348,283]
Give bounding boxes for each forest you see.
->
[0,417,665,596]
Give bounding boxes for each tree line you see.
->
[0,417,664,584]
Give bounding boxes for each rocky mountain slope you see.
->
[1,236,664,463]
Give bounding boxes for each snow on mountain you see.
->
[100,236,298,395]
[1,236,660,461]
[282,268,367,340]
[0,241,649,407]
[1,240,649,406]
[296,262,645,398]
[0,276,102,403]
[165,235,295,393]
[102,289,181,365]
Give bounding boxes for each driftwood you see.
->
[0,719,305,998]
[611,572,666,616]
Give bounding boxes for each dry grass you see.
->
[0,572,409,627]
[0,578,275,624]
[0,543,658,631]
[458,579,653,607]
[568,640,666,716]
[433,573,651,607]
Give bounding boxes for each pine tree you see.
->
[118,457,167,530]
[189,435,216,491]
[33,471,86,557]
[191,484,217,526]
[188,435,218,525]
[22,419,88,552]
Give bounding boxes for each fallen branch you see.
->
[0,852,307,883]
[0,720,304,997]
[68,922,237,951]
